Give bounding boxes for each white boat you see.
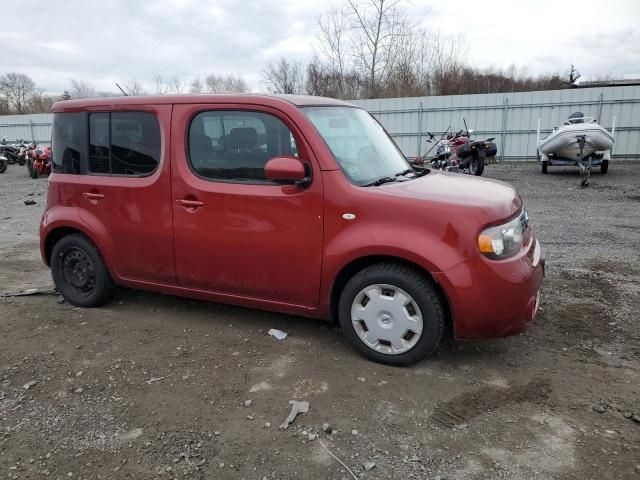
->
[537,112,615,186]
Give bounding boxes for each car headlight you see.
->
[478,210,529,259]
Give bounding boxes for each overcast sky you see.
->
[1,0,639,94]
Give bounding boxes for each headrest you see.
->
[228,127,257,149]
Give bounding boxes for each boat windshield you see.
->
[302,106,413,186]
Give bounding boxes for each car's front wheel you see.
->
[51,233,115,307]
[338,263,445,366]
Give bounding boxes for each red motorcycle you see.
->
[27,143,52,179]
[416,122,497,176]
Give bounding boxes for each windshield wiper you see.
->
[395,168,414,177]
[362,176,397,187]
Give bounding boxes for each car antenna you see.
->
[115,82,128,96]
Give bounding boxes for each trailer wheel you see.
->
[600,160,609,174]
[541,161,548,174]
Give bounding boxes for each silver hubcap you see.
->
[351,284,423,355]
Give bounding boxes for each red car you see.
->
[40,95,544,366]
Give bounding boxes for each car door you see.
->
[76,106,175,284]
[171,104,323,307]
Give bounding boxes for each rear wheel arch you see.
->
[329,255,453,335]
[44,226,109,270]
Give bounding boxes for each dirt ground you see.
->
[1,162,639,480]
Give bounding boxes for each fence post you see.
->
[597,92,604,122]
[500,98,509,162]
[28,119,35,143]
[416,102,423,157]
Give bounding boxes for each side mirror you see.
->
[265,156,310,187]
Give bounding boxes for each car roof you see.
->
[52,93,356,112]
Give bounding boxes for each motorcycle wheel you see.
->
[0,160,7,174]
[18,157,26,166]
[469,156,485,176]
[27,158,34,176]
[31,166,40,179]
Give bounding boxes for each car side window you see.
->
[188,111,299,182]
[51,113,82,174]
[88,111,160,176]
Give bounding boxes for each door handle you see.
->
[82,192,105,200]
[82,192,105,204]
[176,199,205,209]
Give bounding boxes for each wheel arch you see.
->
[43,225,105,267]
[329,255,453,335]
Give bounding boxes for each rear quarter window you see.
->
[89,111,161,177]
[51,113,82,174]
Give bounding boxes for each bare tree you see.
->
[0,72,37,113]
[563,64,581,88]
[166,76,186,94]
[317,7,351,97]
[262,58,305,94]
[204,73,250,93]
[0,96,11,115]
[427,32,468,96]
[151,75,185,94]
[69,80,97,99]
[26,93,57,114]
[346,0,408,98]
[124,78,148,96]
[152,74,168,95]
[190,76,203,93]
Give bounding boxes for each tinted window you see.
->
[88,111,160,176]
[51,113,81,174]
[89,113,110,174]
[111,112,160,175]
[188,111,298,182]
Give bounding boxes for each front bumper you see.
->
[434,237,545,340]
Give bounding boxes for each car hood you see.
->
[378,170,522,221]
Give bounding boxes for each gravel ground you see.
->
[1,161,639,480]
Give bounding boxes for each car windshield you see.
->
[302,106,412,185]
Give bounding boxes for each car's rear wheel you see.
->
[51,233,115,307]
[338,263,445,366]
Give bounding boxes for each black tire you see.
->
[18,157,26,166]
[600,160,609,174]
[541,161,548,174]
[30,166,39,179]
[51,233,115,307]
[0,160,6,174]
[471,156,485,176]
[27,158,33,176]
[338,263,445,366]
